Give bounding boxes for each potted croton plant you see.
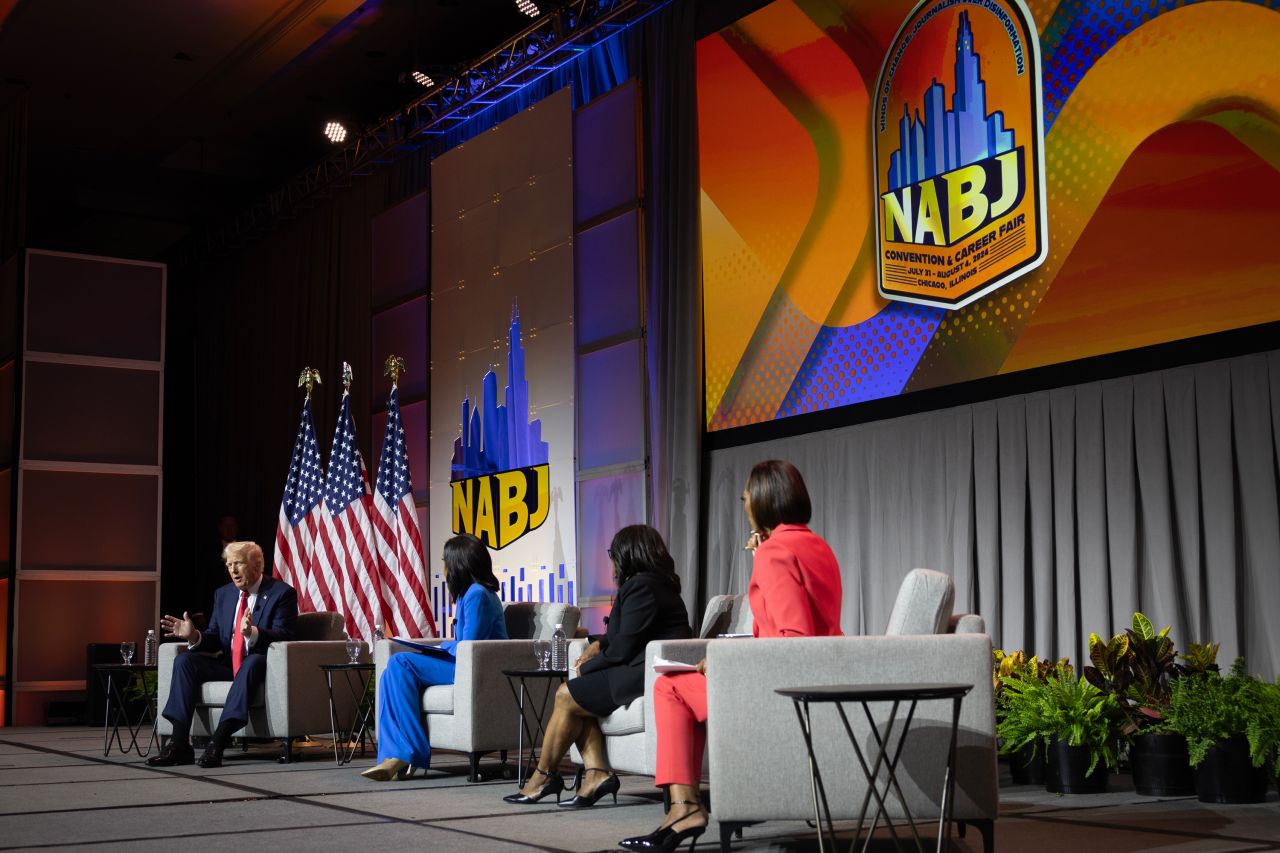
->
[1083,612,1219,796]
[997,660,1124,794]
[1165,658,1280,803]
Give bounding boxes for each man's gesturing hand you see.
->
[240,606,254,638]
[161,612,196,642]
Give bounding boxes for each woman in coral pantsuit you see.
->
[619,460,843,853]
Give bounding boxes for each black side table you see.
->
[502,668,568,785]
[776,682,971,853]
[320,663,377,765]
[93,663,159,758]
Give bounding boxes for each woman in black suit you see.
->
[504,524,691,806]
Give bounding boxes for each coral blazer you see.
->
[747,523,843,638]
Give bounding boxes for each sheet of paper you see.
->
[653,657,699,673]
[390,637,452,657]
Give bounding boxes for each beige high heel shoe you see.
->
[361,757,411,781]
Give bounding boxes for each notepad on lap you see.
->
[391,637,452,657]
[653,657,699,673]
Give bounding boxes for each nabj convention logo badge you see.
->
[873,0,1047,309]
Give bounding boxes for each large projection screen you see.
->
[699,0,1280,433]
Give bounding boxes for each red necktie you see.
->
[231,591,248,676]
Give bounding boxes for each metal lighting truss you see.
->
[190,0,668,261]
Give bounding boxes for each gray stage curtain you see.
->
[705,350,1280,679]
[643,1,704,609]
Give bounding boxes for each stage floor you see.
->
[0,726,1277,851]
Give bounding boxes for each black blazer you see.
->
[193,575,298,659]
[579,572,691,708]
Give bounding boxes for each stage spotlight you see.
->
[411,70,434,87]
[516,0,540,17]
[324,121,348,144]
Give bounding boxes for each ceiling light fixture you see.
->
[324,122,348,144]
[516,0,541,18]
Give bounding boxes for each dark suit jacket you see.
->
[193,575,298,660]
[579,572,691,708]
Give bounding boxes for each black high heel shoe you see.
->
[558,768,620,807]
[502,767,565,804]
[618,800,707,852]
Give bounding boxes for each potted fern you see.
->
[1083,612,1219,796]
[997,661,1124,793]
[1165,658,1280,803]
[994,649,1065,784]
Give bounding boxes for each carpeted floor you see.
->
[0,727,1277,852]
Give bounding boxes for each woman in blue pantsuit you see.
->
[361,533,507,780]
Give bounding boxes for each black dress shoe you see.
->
[146,743,195,767]
[502,768,565,804]
[559,771,620,807]
[195,745,224,768]
[619,802,707,852]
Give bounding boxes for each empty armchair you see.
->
[155,611,351,761]
[373,600,579,781]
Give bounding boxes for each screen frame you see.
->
[695,0,1280,451]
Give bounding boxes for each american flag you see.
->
[372,386,437,638]
[318,389,382,642]
[273,398,338,613]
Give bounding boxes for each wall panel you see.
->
[12,251,163,725]
[21,363,159,464]
[24,253,162,361]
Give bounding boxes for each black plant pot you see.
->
[1195,736,1269,804]
[1131,733,1196,797]
[1009,743,1048,785]
[1046,739,1109,794]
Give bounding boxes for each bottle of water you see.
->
[551,623,567,671]
[143,629,157,666]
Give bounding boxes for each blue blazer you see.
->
[439,583,507,655]
[194,575,298,659]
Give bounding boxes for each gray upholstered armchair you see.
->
[373,600,580,781]
[155,611,352,762]
[567,593,753,776]
[703,569,997,853]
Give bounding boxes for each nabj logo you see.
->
[873,0,1047,309]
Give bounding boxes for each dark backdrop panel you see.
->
[25,253,162,361]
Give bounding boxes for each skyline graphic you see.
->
[432,562,574,638]
[451,303,549,480]
[888,11,1015,190]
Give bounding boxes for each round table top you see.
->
[93,663,158,671]
[319,662,375,671]
[776,683,972,702]
[502,668,569,678]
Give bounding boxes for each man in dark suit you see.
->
[148,541,298,768]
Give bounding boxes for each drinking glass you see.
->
[533,641,551,671]
[120,642,136,665]
[345,636,362,665]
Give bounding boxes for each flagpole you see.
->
[376,353,438,638]
[276,367,324,616]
